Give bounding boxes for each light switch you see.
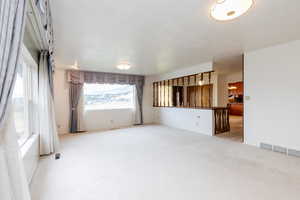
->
[245,96,250,101]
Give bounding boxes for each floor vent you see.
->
[273,145,287,154]
[288,149,300,158]
[260,143,300,158]
[260,143,272,151]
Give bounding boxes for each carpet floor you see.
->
[30,125,300,200]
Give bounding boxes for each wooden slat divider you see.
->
[159,81,161,107]
[152,82,155,107]
[167,79,170,107]
[194,75,197,107]
[152,71,215,109]
[208,72,212,107]
[187,76,190,107]
[214,107,230,134]
[201,73,203,107]
[163,80,165,107]
[156,83,158,106]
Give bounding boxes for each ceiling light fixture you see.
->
[117,62,131,70]
[211,0,253,21]
[228,86,238,90]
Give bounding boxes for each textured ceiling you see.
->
[51,0,300,75]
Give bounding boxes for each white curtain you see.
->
[0,106,31,200]
[38,52,59,155]
[0,0,31,199]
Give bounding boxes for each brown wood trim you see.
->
[188,76,190,107]
[163,80,165,107]
[167,79,170,107]
[152,106,227,110]
[201,73,203,107]
[156,83,158,106]
[159,81,161,107]
[194,75,197,107]
[152,82,155,107]
[208,72,211,107]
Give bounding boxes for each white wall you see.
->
[53,69,137,133]
[83,109,135,132]
[143,76,156,124]
[244,40,300,150]
[155,107,213,135]
[143,62,214,135]
[53,69,69,134]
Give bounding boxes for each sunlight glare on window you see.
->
[12,70,26,142]
[84,84,134,110]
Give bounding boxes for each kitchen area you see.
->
[228,81,243,116]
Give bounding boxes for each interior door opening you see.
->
[213,55,244,143]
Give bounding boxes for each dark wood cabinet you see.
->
[229,103,243,116]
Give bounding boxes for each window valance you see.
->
[66,70,145,86]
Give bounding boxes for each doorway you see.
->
[218,81,244,142]
[214,55,244,143]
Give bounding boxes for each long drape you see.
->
[135,83,144,124]
[67,70,145,130]
[69,82,83,133]
[38,51,59,155]
[0,0,31,199]
[47,54,54,96]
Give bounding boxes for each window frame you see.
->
[14,45,39,146]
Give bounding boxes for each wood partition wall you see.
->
[152,71,230,134]
[152,71,213,108]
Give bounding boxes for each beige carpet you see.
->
[30,125,300,200]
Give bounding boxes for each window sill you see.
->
[20,134,39,158]
[18,136,28,147]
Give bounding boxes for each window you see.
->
[12,63,27,145]
[84,84,135,110]
[12,48,39,146]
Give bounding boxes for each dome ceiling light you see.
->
[211,0,253,21]
[117,62,131,70]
